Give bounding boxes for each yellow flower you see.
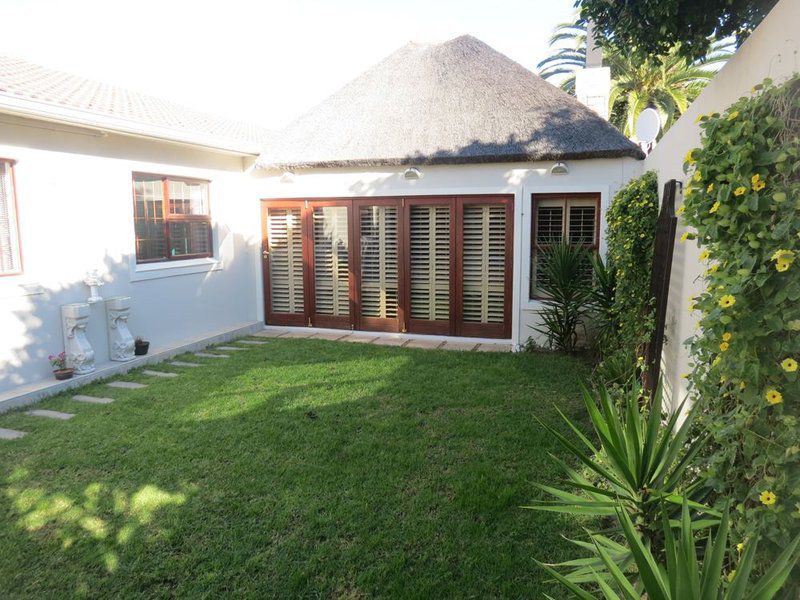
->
[722,332,732,342]
[751,174,766,191]
[719,295,736,308]
[765,388,783,405]
[694,171,702,182]
[739,381,747,390]
[777,260,791,272]
[712,356,721,367]
[720,342,730,352]
[707,183,714,193]
[782,358,798,372]
[680,232,690,243]
[734,186,747,196]
[676,205,685,216]
[706,264,719,274]
[709,201,720,214]
[751,174,761,186]
[737,542,745,552]
[759,490,777,506]
[727,111,739,121]
[699,249,710,261]
[727,570,737,583]
[684,149,695,164]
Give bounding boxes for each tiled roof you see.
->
[0,56,272,151]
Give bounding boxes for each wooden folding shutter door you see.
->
[263,203,306,326]
[457,197,512,338]
[354,200,403,332]
[405,197,454,335]
[309,202,351,329]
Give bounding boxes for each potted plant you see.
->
[134,336,150,356]
[49,352,74,380]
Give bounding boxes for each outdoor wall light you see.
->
[403,166,423,180]
[279,171,295,183]
[550,162,569,175]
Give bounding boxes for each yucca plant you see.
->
[537,499,800,599]
[525,382,713,582]
[587,254,618,353]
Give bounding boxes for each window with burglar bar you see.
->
[132,173,212,263]
[530,193,599,298]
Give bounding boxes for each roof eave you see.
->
[256,147,645,171]
[0,93,263,156]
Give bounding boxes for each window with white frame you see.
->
[0,159,22,275]
[530,193,599,298]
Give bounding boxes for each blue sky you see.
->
[0,0,577,128]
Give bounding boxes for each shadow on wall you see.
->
[0,230,259,394]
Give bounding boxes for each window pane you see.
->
[536,205,563,243]
[133,174,166,261]
[568,205,597,245]
[169,221,211,257]
[168,180,208,216]
[0,161,21,274]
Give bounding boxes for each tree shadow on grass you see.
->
[0,339,593,598]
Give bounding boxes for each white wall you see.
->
[0,115,262,394]
[253,157,642,347]
[643,0,799,408]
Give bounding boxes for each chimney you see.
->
[575,21,611,120]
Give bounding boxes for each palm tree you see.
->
[537,20,734,137]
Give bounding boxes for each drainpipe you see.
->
[575,21,611,120]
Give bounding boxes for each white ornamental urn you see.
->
[105,296,135,362]
[61,303,95,374]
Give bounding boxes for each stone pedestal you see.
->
[105,296,135,362]
[61,303,95,374]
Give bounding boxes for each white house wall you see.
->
[0,115,262,394]
[643,0,799,409]
[253,157,642,348]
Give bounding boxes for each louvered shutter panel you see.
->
[409,205,450,321]
[462,204,505,324]
[532,201,565,296]
[313,206,349,316]
[568,202,597,285]
[0,161,20,274]
[360,206,398,319]
[267,207,304,313]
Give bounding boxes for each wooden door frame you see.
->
[455,195,514,339]
[402,195,457,336]
[261,200,309,327]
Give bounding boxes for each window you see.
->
[132,173,212,263]
[530,193,599,298]
[0,159,22,275]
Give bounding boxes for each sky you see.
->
[0,0,577,130]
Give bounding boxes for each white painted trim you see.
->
[0,321,262,413]
[130,257,224,282]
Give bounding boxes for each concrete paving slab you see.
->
[476,343,513,352]
[281,331,316,339]
[405,338,444,349]
[107,381,148,389]
[27,409,75,420]
[169,361,202,367]
[341,335,380,344]
[253,330,289,338]
[143,370,179,378]
[236,340,269,345]
[72,395,114,404]
[372,337,408,347]
[0,428,27,440]
[216,346,247,351]
[194,353,229,358]
[440,341,478,352]
[312,332,351,341]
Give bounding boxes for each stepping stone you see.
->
[313,332,350,341]
[216,346,246,351]
[372,337,408,347]
[73,395,114,404]
[405,339,444,349]
[0,428,26,440]
[236,340,269,345]
[143,370,178,378]
[441,341,478,352]
[476,343,512,353]
[282,331,315,339]
[169,361,202,367]
[194,352,229,358]
[253,330,289,338]
[27,409,75,420]
[342,335,379,344]
[107,381,147,389]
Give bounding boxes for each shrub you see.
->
[604,170,660,359]
[532,242,591,352]
[681,77,800,554]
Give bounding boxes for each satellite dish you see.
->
[635,106,661,144]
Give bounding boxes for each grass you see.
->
[0,337,592,598]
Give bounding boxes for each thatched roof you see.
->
[256,35,643,170]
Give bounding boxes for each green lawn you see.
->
[0,338,592,598]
